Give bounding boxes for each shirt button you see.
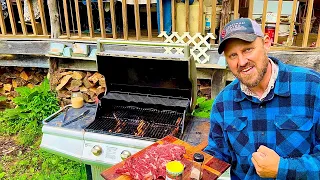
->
[261,132,265,135]
[260,105,263,108]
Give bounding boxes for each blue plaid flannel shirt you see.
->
[204,57,320,179]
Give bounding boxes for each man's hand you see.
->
[251,145,280,178]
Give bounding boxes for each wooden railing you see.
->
[0,0,49,38]
[0,0,319,49]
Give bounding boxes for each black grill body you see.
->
[85,53,196,141]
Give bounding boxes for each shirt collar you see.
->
[234,56,290,102]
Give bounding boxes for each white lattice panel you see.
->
[158,32,216,64]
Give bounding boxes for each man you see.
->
[204,18,320,179]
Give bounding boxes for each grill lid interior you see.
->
[96,54,195,100]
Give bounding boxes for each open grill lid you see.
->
[96,51,196,103]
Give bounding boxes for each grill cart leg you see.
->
[85,165,92,180]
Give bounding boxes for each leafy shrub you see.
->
[0,78,59,145]
[192,97,214,118]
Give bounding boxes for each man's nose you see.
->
[238,54,248,66]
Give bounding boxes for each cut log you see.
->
[15,78,28,87]
[83,76,94,88]
[79,86,88,92]
[99,78,106,87]
[10,91,19,98]
[56,75,72,91]
[29,75,42,85]
[57,90,71,98]
[12,80,18,88]
[60,71,73,76]
[27,83,34,89]
[96,86,105,96]
[88,72,103,84]
[62,98,71,106]
[72,71,86,80]
[83,93,95,103]
[89,87,97,94]
[20,71,29,81]
[14,67,24,72]
[3,84,12,92]
[66,79,82,91]
[84,91,95,103]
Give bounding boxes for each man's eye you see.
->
[230,54,237,59]
[245,48,253,52]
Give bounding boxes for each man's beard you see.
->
[235,57,269,88]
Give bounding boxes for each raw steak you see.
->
[116,143,186,179]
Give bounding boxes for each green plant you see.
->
[0,78,59,145]
[192,97,214,118]
[0,78,87,179]
[0,96,6,102]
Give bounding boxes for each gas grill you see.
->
[40,41,197,180]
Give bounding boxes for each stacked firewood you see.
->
[0,67,48,108]
[51,69,106,106]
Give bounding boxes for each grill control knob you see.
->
[91,145,102,156]
[120,150,131,160]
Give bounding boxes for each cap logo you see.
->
[224,22,247,38]
[221,30,226,39]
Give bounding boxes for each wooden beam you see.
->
[69,0,76,35]
[171,0,176,33]
[74,0,82,38]
[302,0,314,47]
[159,0,164,33]
[147,0,152,40]
[185,0,189,32]
[274,0,283,44]
[63,0,70,37]
[134,0,141,40]
[6,0,17,35]
[248,0,254,19]
[27,0,38,35]
[86,0,94,38]
[0,2,6,35]
[261,0,268,32]
[110,0,117,39]
[220,0,231,41]
[97,0,106,38]
[122,0,128,40]
[38,0,48,35]
[198,0,203,33]
[233,0,239,19]
[16,0,27,35]
[210,0,217,43]
[316,25,320,47]
[287,0,297,46]
[48,0,61,38]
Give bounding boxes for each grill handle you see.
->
[42,104,72,125]
[96,40,191,60]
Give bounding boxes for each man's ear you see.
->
[263,35,272,52]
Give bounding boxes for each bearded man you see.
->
[204,18,320,180]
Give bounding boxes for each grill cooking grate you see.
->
[85,106,183,139]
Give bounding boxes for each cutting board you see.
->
[101,135,230,180]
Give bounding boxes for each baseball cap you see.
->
[218,18,264,54]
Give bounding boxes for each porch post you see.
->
[48,0,61,38]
